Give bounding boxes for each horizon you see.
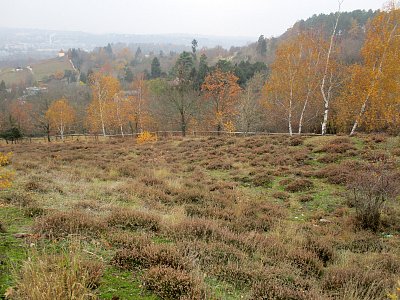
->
[2,0,384,38]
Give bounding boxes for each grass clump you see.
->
[11,245,104,300]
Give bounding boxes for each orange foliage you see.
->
[336,7,400,134]
[46,99,75,139]
[201,68,241,132]
[86,72,120,135]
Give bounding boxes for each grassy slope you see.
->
[0,135,399,299]
[0,57,73,85]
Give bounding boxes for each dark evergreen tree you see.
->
[195,54,209,90]
[151,57,162,79]
[191,39,198,55]
[124,65,134,82]
[215,59,234,73]
[0,80,6,91]
[173,51,194,82]
[104,43,113,57]
[256,35,267,56]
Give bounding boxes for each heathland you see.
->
[0,134,399,299]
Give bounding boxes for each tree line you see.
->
[0,5,399,141]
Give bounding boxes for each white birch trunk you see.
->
[321,1,342,135]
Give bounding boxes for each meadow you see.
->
[0,134,399,299]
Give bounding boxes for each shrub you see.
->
[298,194,313,203]
[288,248,324,277]
[288,136,303,146]
[315,160,363,185]
[142,266,203,300]
[252,173,274,187]
[0,152,13,188]
[107,209,161,232]
[1,190,33,207]
[317,153,340,164]
[304,236,335,265]
[320,137,355,154]
[24,178,48,193]
[137,131,157,144]
[272,191,290,200]
[347,165,400,232]
[323,266,390,299]
[283,178,314,193]
[348,233,384,253]
[33,211,107,239]
[23,202,46,217]
[107,231,152,250]
[251,271,321,300]
[174,188,206,204]
[168,218,222,241]
[0,221,5,232]
[113,243,189,271]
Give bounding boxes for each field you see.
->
[0,57,74,85]
[0,135,399,299]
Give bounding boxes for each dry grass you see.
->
[11,244,103,300]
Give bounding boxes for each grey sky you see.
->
[2,0,384,38]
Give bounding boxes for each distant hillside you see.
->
[0,56,74,85]
[230,9,378,65]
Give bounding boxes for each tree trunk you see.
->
[217,123,222,135]
[288,109,293,136]
[180,111,186,137]
[320,1,342,135]
[46,125,51,142]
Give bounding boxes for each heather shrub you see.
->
[23,202,46,217]
[282,178,314,192]
[0,221,5,232]
[107,231,152,249]
[175,188,206,204]
[1,190,33,207]
[298,194,313,203]
[252,172,274,187]
[348,233,384,253]
[251,271,321,300]
[320,137,355,154]
[113,243,189,271]
[33,211,107,238]
[288,248,324,277]
[168,218,224,241]
[315,160,363,185]
[347,164,400,232]
[272,191,290,200]
[24,177,48,193]
[304,236,336,265]
[288,136,303,146]
[107,208,161,232]
[317,153,340,164]
[323,266,390,299]
[142,266,204,300]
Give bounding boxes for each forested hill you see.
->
[234,9,378,64]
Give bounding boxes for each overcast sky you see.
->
[2,0,385,38]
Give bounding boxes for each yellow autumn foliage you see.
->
[136,131,157,144]
[0,152,13,189]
